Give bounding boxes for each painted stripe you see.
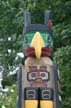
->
[53,64,61,108]
[18,65,22,108]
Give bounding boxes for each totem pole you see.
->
[18,10,61,108]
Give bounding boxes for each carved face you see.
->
[24,32,53,47]
[23,32,53,59]
[27,66,50,87]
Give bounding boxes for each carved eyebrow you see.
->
[29,66,47,72]
[29,66,37,72]
[40,66,47,71]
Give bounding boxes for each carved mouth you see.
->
[24,47,52,58]
[30,79,47,87]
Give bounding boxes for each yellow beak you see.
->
[31,32,45,59]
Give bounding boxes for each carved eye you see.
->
[46,35,51,42]
[41,73,45,77]
[31,73,36,77]
[24,36,28,43]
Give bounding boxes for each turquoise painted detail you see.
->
[23,32,53,47]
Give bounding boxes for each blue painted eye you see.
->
[24,36,28,43]
[31,73,36,77]
[41,73,45,77]
[46,35,51,42]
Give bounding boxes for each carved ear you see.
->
[44,10,52,25]
[24,10,31,27]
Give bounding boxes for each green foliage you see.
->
[2,74,17,88]
[0,85,17,108]
[0,0,23,72]
[54,46,71,108]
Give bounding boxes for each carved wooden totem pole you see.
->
[18,10,61,108]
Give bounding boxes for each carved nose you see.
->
[31,32,45,59]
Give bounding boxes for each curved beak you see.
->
[31,32,45,59]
